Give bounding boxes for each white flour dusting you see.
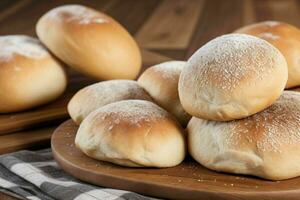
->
[90,100,168,129]
[0,35,48,61]
[258,32,280,40]
[84,80,152,105]
[224,91,300,153]
[151,61,186,80]
[47,5,109,25]
[183,34,284,92]
[265,21,280,27]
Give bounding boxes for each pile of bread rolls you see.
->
[69,16,300,181]
[5,3,300,181]
[71,62,189,168]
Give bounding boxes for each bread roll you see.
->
[138,61,191,126]
[179,34,288,121]
[235,21,300,88]
[36,4,141,80]
[68,80,153,124]
[0,35,67,113]
[75,100,186,167]
[188,91,300,180]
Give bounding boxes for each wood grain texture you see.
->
[0,0,115,36]
[186,0,243,57]
[268,0,300,27]
[253,0,279,23]
[243,0,256,25]
[0,77,95,135]
[135,0,204,49]
[0,0,32,23]
[52,120,300,200]
[106,0,160,34]
[0,126,54,154]
[0,0,298,59]
[140,49,172,69]
[0,94,69,135]
[0,192,20,200]
[152,49,187,61]
[0,103,67,135]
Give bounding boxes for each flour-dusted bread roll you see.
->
[188,91,300,180]
[68,80,152,124]
[138,61,191,127]
[36,4,141,80]
[179,34,288,121]
[235,21,300,88]
[75,100,186,167]
[0,35,67,113]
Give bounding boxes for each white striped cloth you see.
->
[0,149,159,200]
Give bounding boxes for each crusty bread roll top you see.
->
[179,33,288,121]
[68,80,153,124]
[76,100,186,167]
[36,4,141,80]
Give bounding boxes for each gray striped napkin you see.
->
[0,149,159,200]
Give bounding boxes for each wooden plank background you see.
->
[0,0,299,60]
[0,0,299,199]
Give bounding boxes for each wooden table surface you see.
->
[1,0,300,199]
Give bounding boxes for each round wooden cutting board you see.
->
[52,120,300,200]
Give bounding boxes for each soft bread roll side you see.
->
[68,80,153,124]
[0,35,67,113]
[235,21,300,88]
[188,91,300,180]
[36,4,141,80]
[75,100,186,167]
[179,34,288,121]
[138,61,191,126]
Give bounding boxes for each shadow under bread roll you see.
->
[75,100,186,167]
[188,91,300,180]
[0,35,67,113]
[36,4,141,80]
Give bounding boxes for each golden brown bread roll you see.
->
[75,100,186,167]
[68,80,153,124]
[138,61,191,126]
[0,35,67,113]
[235,21,300,88]
[188,91,300,180]
[36,4,141,80]
[178,34,288,121]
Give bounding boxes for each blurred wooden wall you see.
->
[0,0,299,60]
